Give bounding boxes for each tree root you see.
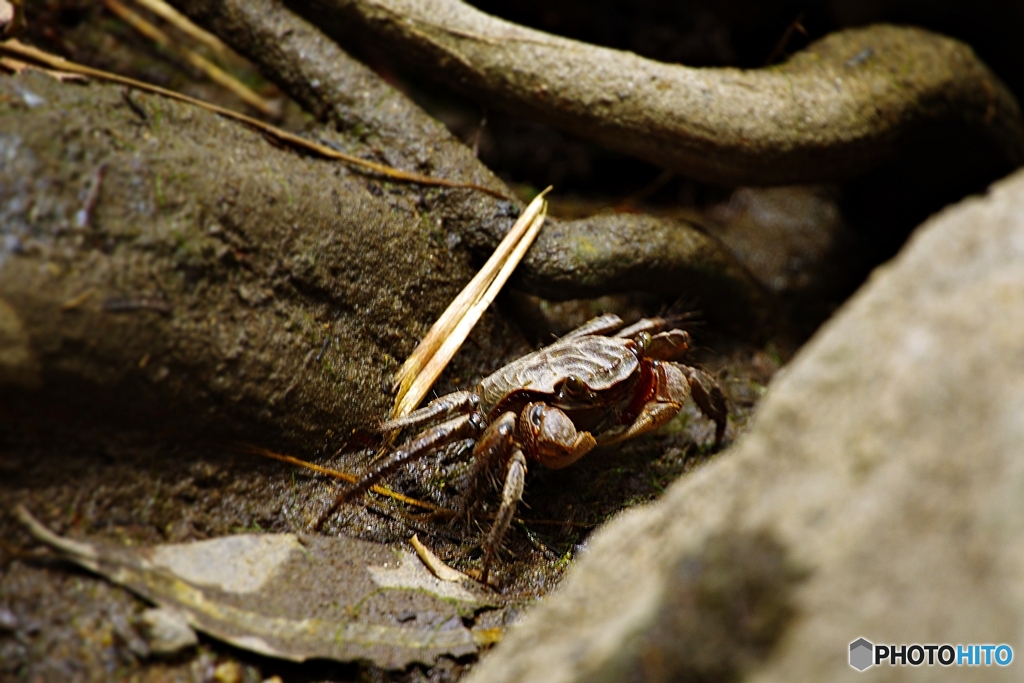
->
[295,0,1024,185]
[166,0,769,329]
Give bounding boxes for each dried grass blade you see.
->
[410,534,468,582]
[102,0,277,116]
[129,0,233,59]
[392,199,548,418]
[233,443,447,512]
[391,188,550,410]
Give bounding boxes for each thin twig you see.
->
[75,162,107,228]
[101,296,172,315]
[410,534,469,582]
[231,443,447,512]
[130,0,234,59]
[0,39,510,199]
[60,289,97,310]
[102,0,278,116]
[617,168,674,207]
[235,443,594,528]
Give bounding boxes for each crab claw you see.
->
[518,403,597,469]
[683,366,728,446]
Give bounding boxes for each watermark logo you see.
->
[849,638,873,671]
[849,638,1013,671]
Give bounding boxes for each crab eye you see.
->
[635,332,652,354]
[563,375,585,395]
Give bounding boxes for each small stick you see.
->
[232,443,448,512]
[128,0,233,60]
[515,520,558,559]
[60,289,97,310]
[101,296,172,315]
[764,12,808,66]
[102,0,278,117]
[314,336,331,363]
[121,87,148,120]
[617,168,673,207]
[410,534,468,582]
[235,444,594,526]
[13,505,100,568]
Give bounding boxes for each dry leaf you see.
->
[15,505,491,668]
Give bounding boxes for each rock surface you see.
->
[466,168,1024,682]
[0,68,513,452]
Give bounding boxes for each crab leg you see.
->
[613,319,693,361]
[314,412,485,529]
[612,316,669,339]
[559,313,625,340]
[643,330,692,361]
[462,412,517,519]
[682,366,728,445]
[482,449,527,585]
[379,390,480,434]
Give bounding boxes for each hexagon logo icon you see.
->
[850,638,874,671]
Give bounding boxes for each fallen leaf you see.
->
[15,505,491,668]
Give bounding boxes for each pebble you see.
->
[138,607,198,656]
[0,607,19,632]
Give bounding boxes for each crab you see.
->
[325,314,727,583]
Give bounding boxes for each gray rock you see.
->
[703,185,857,297]
[467,168,1024,682]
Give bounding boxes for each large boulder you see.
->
[466,168,1024,682]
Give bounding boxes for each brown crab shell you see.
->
[478,335,642,424]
